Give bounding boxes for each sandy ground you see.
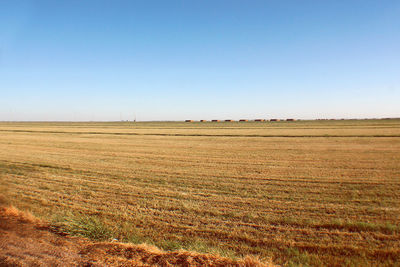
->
[0,205,271,266]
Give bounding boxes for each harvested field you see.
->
[1,119,400,266]
[0,204,269,266]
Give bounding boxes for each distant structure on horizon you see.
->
[183,118,301,122]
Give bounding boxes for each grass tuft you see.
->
[52,213,113,241]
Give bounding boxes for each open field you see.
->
[1,119,400,266]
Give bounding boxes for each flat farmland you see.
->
[1,120,399,266]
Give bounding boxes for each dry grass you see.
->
[1,119,399,266]
[0,205,271,266]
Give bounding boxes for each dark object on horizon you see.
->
[254,119,265,122]
[286,119,296,121]
[185,120,194,122]
[225,120,234,122]
[200,120,207,122]
[211,120,220,122]
[270,119,280,122]
[239,119,248,122]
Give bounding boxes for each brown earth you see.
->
[0,205,272,267]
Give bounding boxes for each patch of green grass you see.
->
[286,248,312,267]
[185,239,237,258]
[49,211,237,259]
[52,212,113,241]
[158,239,183,251]
[326,219,399,234]
[285,248,327,267]
[343,257,368,267]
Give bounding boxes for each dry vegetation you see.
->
[0,204,268,266]
[1,119,399,266]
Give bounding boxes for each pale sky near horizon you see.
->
[1,0,399,121]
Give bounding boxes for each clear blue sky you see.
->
[1,0,399,121]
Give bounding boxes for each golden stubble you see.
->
[1,119,399,266]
